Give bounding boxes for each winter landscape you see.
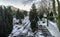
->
[0,0,60,37]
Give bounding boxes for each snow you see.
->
[35,30,44,37]
[46,21,60,37]
[9,16,60,37]
[13,18,19,23]
[39,18,60,37]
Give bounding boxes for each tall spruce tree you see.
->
[16,9,24,24]
[29,3,38,22]
[16,9,24,19]
[0,6,13,37]
[29,3,38,32]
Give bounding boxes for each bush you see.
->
[29,3,38,22]
[39,13,43,20]
[48,16,54,21]
[29,3,38,32]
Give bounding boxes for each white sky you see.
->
[1,0,59,11]
[0,0,40,11]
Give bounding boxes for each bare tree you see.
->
[38,0,52,26]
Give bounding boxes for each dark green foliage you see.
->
[0,6,3,16]
[29,3,38,32]
[7,6,13,16]
[30,21,38,32]
[16,9,24,24]
[50,12,53,16]
[48,16,54,21]
[16,9,24,19]
[48,12,54,21]
[0,6,13,37]
[23,10,27,16]
[16,9,20,19]
[39,13,43,20]
[29,3,38,22]
[29,11,38,22]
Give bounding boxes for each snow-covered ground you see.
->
[9,16,60,37]
[46,21,60,37]
[38,18,60,37]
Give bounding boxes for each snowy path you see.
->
[9,16,60,37]
[38,18,60,37]
[46,21,60,37]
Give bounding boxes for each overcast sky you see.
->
[0,0,41,11]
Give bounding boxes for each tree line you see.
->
[0,1,58,37]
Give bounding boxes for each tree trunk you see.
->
[56,0,60,31]
[53,0,60,31]
[47,15,48,26]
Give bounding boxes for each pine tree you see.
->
[39,13,43,20]
[30,20,38,32]
[16,9,24,24]
[23,10,27,16]
[16,9,20,19]
[29,3,38,22]
[5,6,13,36]
[0,6,13,37]
[48,12,54,21]
[16,9,24,19]
[29,3,38,32]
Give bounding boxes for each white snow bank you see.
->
[46,21,60,37]
[38,18,60,37]
[9,16,60,37]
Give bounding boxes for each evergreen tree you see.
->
[29,3,38,32]
[5,6,13,36]
[16,9,20,19]
[29,3,38,22]
[16,9,24,24]
[23,10,27,16]
[16,9,24,19]
[48,12,54,21]
[30,20,38,32]
[0,6,3,16]
[0,6,13,37]
[50,12,53,16]
[39,13,43,20]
